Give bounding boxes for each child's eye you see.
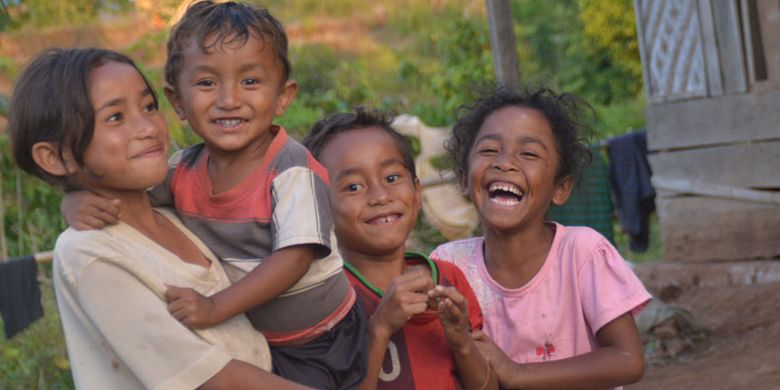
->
[478,147,498,155]
[107,113,123,122]
[344,183,363,192]
[195,79,215,87]
[386,174,401,183]
[521,151,539,158]
[242,78,259,86]
[143,102,158,113]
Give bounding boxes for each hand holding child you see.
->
[428,285,471,350]
[370,269,433,337]
[61,191,121,230]
[165,286,219,329]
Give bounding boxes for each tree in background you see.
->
[512,0,641,105]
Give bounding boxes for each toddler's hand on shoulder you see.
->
[61,190,121,230]
[165,286,218,329]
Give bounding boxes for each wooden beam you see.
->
[657,195,780,261]
[645,88,780,150]
[486,0,520,90]
[648,140,780,189]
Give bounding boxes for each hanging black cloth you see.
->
[608,130,656,252]
[0,256,43,338]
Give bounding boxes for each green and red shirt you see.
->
[345,252,483,390]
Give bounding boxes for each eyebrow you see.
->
[334,158,406,181]
[192,62,266,75]
[95,88,153,113]
[474,133,549,150]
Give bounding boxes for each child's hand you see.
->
[165,286,218,329]
[428,285,470,349]
[370,269,433,337]
[472,330,515,387]
[61,190,121,230]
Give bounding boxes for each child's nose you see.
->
[137,114,163,138]
[491,152,518,171]
[217,84,240,110]
[367,185,391,206]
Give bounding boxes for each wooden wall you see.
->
[635,0,780,261]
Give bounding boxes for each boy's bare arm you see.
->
[474,313,645,389]
[166,244,318,328]
[60,190,121,230]
[430,286,497,390]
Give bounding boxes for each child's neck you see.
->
[205,131,275,195]
[97,189,156,231]
[343,248,408,292]
[482,221,555,289]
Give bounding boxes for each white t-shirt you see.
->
[431,223,651,364]
[53,208,271,390]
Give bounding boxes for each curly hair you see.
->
[446,85,593,186]
[164,1,291,89]
[302,106,417,181]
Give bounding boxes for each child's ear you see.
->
[274,79,298,117]
[459,177,471,200]
[164,86,186,120]
[413,177,423,211]
[31,142,77,177]
[551,175,574,206]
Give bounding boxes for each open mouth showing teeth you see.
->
[488,182,523,206]
[368,214,401,225]
[214,118,244,128]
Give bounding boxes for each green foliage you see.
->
[0,273,73,389]
[0,136,64,259]
[614,214,665,263]
[15,0,100,29]
[428,154,452,172]
[512,0,642,105]
[578,0,642,94]
[592,95,647,139]
[423,17,494,125]
[284,43,389,138]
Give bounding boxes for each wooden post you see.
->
[486,0,521,90]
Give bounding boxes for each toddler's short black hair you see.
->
[165,0,291,89]
[446,85,592,186]
[9,48,157,190]
[303,107,417,181]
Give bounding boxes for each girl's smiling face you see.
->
[73,60,169,195]
[466,106,572,233]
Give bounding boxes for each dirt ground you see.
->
[628,263,780,389]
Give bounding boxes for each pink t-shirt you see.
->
[430,223,651,364]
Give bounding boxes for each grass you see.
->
[0,265,73,389]
[614,213,665,263]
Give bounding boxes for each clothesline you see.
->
[0,250,51,264]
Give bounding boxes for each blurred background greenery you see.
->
[0,0,654,387]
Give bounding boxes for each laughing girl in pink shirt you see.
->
[431,86,651,389]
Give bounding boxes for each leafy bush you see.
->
[0,136,63,259]
[0,272,73,389]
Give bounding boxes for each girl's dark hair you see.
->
[303,106,417,181]
[446,85,593,186]
[165,0,291,89]
[9,47,157,190]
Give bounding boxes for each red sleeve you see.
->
[436,260,483,331]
